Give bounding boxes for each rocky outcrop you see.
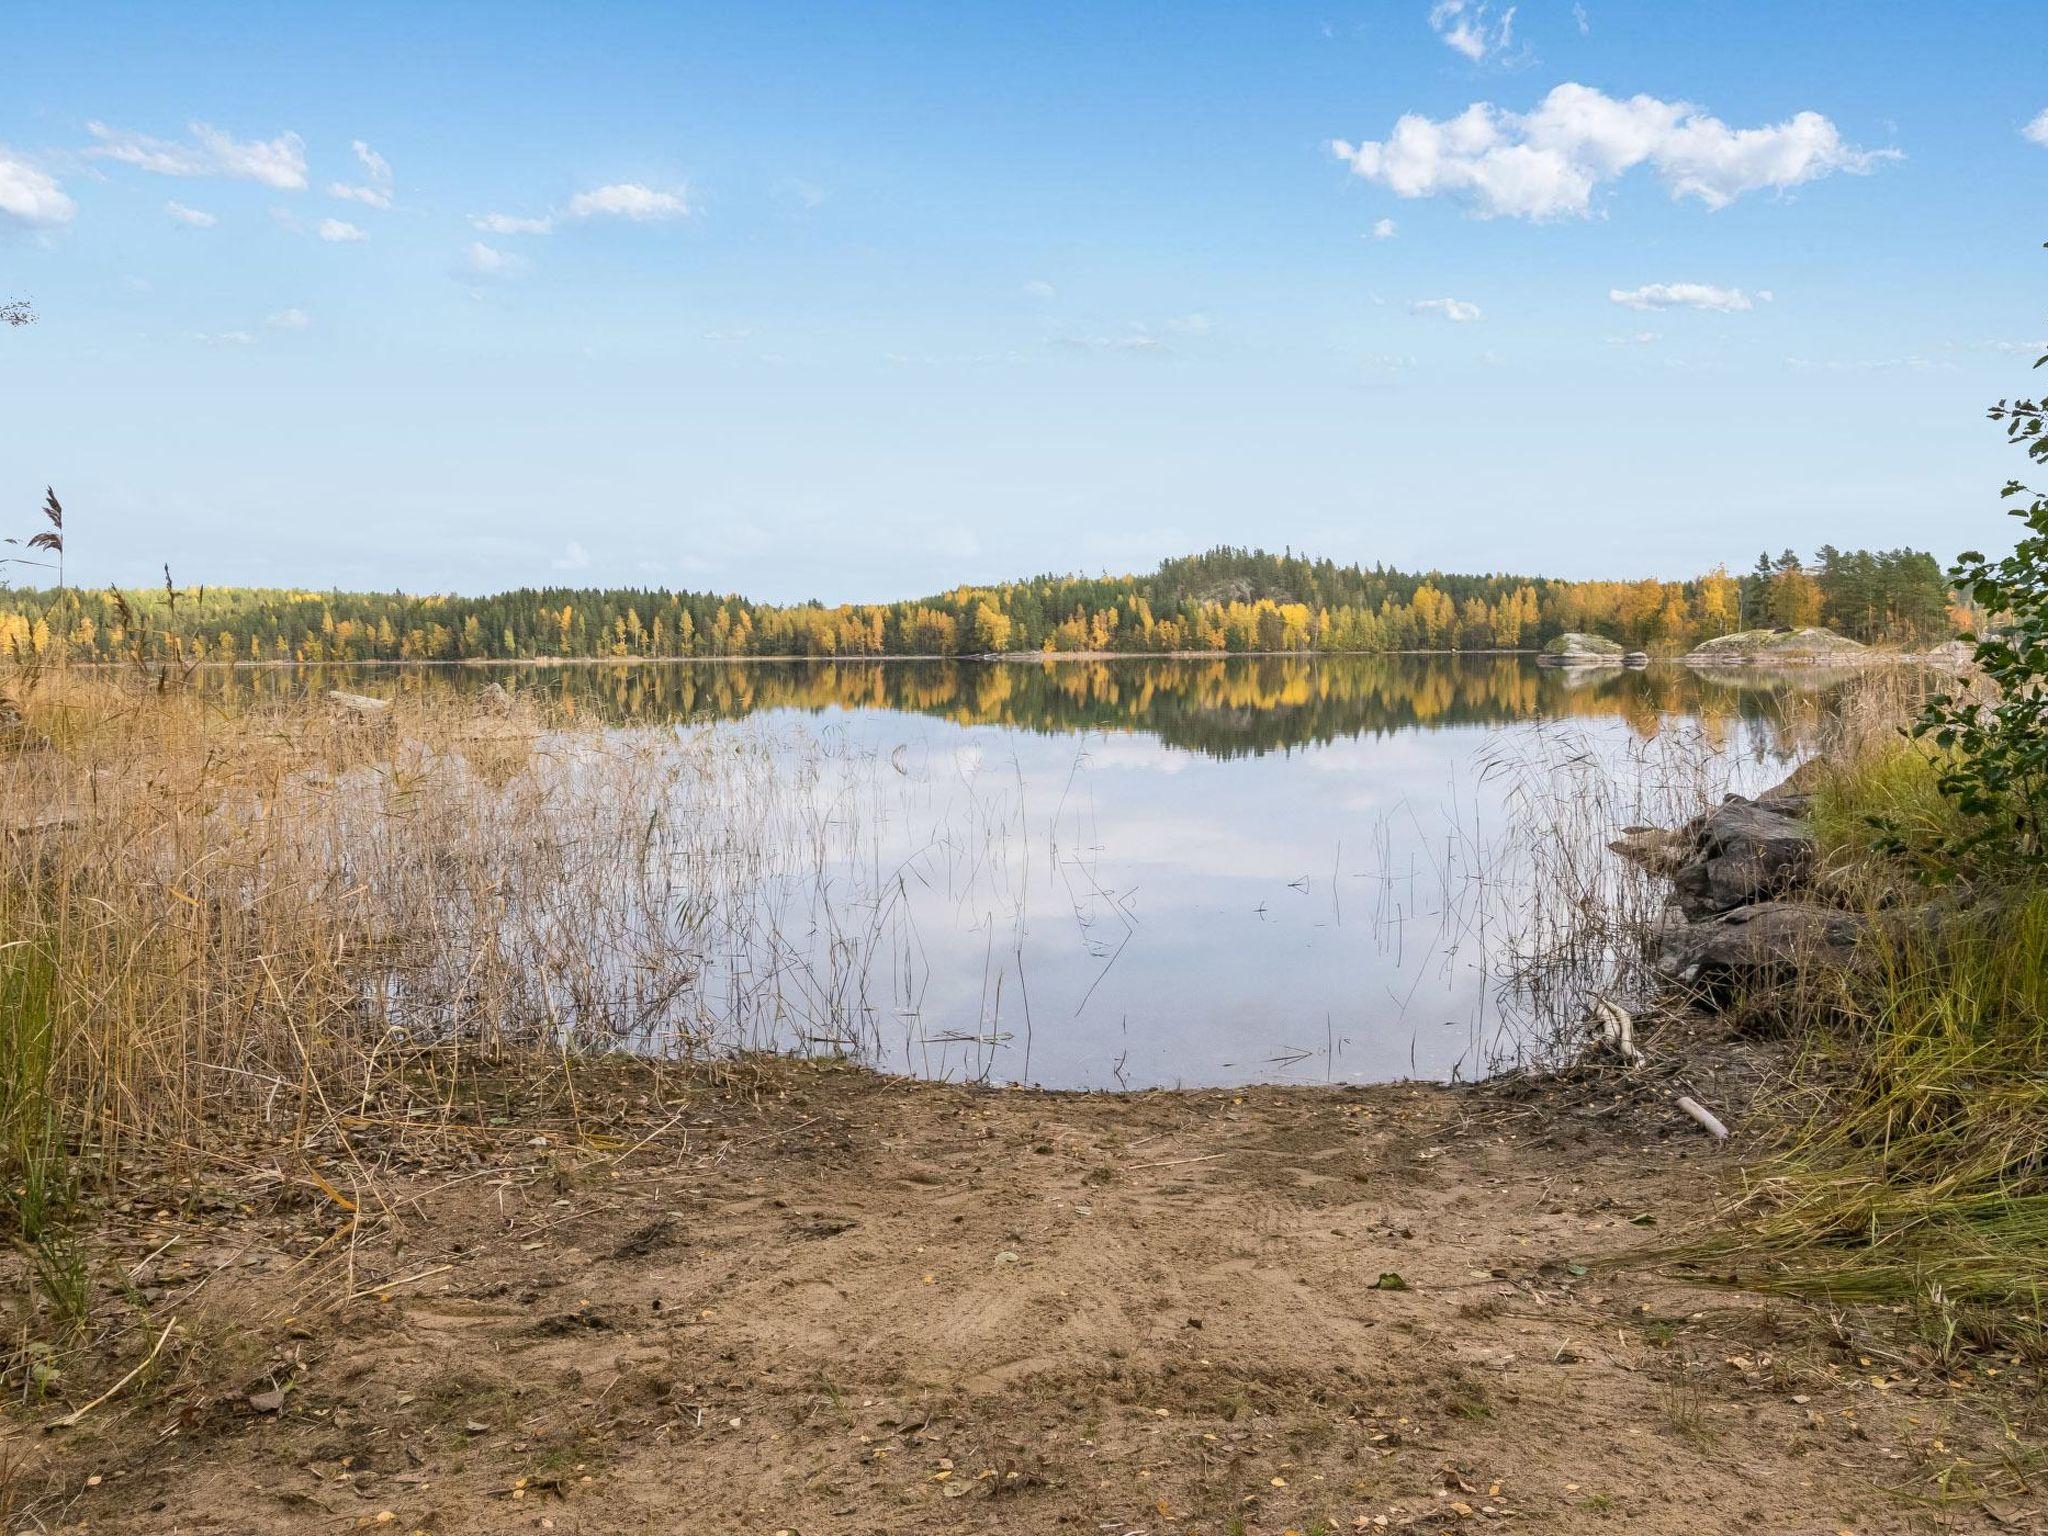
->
[1538,632,1626,668]
[1654,900,1866,989]
[1614,759,1860,993]
[1925,638,1977,672]
[1682,627,1871,666]
[1669,799,1816,919]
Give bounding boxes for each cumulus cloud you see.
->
[165,200,216,227]
[567,183,688,221]
[329,139,393,207]
[1609,281,1769,313]
[87,121,307,189]
[1331,83,1893,219]
[461,241,525,279]
[0,148,75,226]
[1370,217,1398,239]
[1411,297,1482,321]
[472,211,555,235]
[317,218,367,243]
[266,307,310,331]
[2025,110,2048,147]
[1428,1,1516,62]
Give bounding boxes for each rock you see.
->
[1537,632,1627,668]
[1753,759,1827,818]
[1925,638,1977,672]
[1669,798,1816,919]
[1655,901,1867,988]
[326,689,391,718]
[1623,651,1651,668]
[1682,627,1872,667]
[1608,825,1690,876]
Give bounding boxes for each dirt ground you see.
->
[5,1022,2041,1535]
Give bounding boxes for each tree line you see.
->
[0,545,1959,664]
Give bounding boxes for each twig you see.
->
[1674,1096,1730,1143]
[46,1318,178,1431]
[353,1263,453,1301]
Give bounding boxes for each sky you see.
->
[2,1,2044,602]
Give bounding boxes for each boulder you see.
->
[1537,632,1627,668]
[1682,627,1871,666]
[1925,638,1977,672]
[1669,797,1816,919]
[1655,900,1867,988]
[1622,651,1650,668]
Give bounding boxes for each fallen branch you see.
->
[46,1318,178,1432]
[1674,1096,1730,1143]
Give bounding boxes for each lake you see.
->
[212,656,1833,1089]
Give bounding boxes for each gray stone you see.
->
[1668,798,1815,919]
[1655,900,1867,988]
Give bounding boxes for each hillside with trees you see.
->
[0,545,1958,664]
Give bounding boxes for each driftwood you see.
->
[1675,1096,1730,1142]
[1588,994,1645,1067]
[1584,995,1728,1142]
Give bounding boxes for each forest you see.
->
[0,544,1956,664]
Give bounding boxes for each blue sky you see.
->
[2,1,2043,601]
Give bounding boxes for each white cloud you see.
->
[2025,110,2048,147]
[193,330,258,347]
[1022,278,1057,300]
[1370,217,1398,239]
[1607,330,1660,345]
[472,211,555,235]
[552,541,592,571]
[462,241,524,278]
[567,183,688,221]
[1572,2,1589,33]
[0,148,75,226]
[266,307,310,331]
[317,218,367,243]
[87,121,307,189]
[1411,297,1482,321]
[329,139,393,207]
[1331,83,1894,220]
[328,181,391,208]
[165,199,216,227]
[1609,281,1768,313]
[1428,1,1516,62]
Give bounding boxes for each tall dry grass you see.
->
[0,669,804,1218]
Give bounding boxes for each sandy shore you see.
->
[8,1029,2031,1534]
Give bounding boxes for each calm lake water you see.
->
[222,657,1833,1089]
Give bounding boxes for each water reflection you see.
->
[212,658,1836,1088]
[202,654,1843,761]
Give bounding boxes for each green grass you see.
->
[0,930,73,1242]
[1727,745,2048,1354]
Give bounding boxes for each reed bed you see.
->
[0,672,882,1217]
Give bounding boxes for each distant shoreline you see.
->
[99,644,1949,670]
